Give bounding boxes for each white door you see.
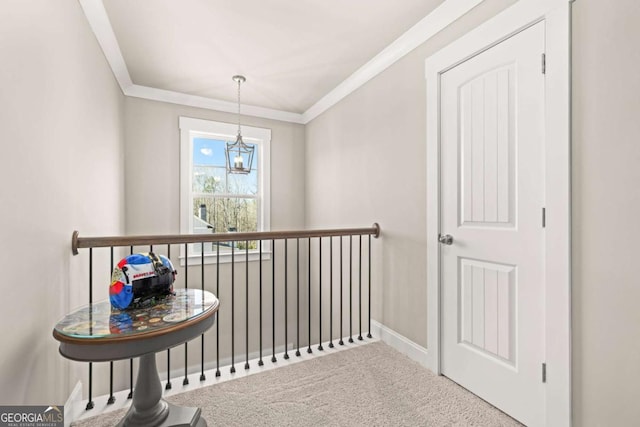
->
[439,22,545,426]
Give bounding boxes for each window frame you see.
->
[179,116,271,265]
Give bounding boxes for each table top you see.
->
[53,289,218,344]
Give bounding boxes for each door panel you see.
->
[440,22,545,426]
[459,258,515,364]
[460,64,515,227]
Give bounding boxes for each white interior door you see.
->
[439,22,545,426]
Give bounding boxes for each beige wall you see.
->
[0,0,125,405]
[306,0,640,425]
[572,1,640,425]
[123,97,306,235]
[122,97,306,381]
[305,0,515,347]
[4,1,639,423]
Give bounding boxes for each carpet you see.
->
[72,341,521,426]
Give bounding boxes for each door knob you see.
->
[438,234,454,245]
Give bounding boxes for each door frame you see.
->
[425,0,572,425]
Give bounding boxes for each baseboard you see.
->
[64,381,82,427]
[158,341,295,382]
[371,320,429,369]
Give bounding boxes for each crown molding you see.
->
[79,0,304,124]
[79,0,131,89]
[81,0,484,125]
[126,85,305,124]
[302,0,484,123]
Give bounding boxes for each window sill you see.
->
[178,251,272,267]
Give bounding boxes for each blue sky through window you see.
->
[193,137,258,195]
[194,137,227,166]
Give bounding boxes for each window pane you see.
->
[193,138,258,195]
[193,138,226,166]
[192,196,259,253]
[220,197,258,233]
[227,169,258,195]
[193,197,258,233]
[227,145,258,195]
[193,165,226,194]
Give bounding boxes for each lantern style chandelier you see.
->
[225,75,255,174]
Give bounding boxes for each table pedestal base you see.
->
[116,353,207,427]
[116,402,206,427]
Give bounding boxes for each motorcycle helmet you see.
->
[109,252,176,310]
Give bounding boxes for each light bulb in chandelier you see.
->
[234,154,243,169]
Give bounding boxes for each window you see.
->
[180,116,270,264]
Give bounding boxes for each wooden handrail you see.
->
[72,223,381,255]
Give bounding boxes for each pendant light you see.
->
[225,75,255,174]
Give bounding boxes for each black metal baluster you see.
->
[166,348,172,389]
[339,236,344,346]
[128,363,133,399]
[307,237,312,354]
[245,241,250,370]
[184,243,189,385]
[258,241,264,366]
[166,244,173,389]
[284,239,289,359]
[329,237,334,348]
[231,241,236,374]
[86,363,94,410]
[128,247,133,399]
[201,242,206,381]
[318,238,323,351]
[358,236,363,341]
[349,235,354,343]
[215,242,221,377]
[151,239,165,418]
[86,248,94,410]
[108,368,114,403]
[368,234,373,339]
[108,247,115,404]
[295,239,301,357]
[271,239,277,363]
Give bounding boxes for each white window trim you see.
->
[179,116,271,265]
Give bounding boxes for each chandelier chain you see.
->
[237,78,241,135]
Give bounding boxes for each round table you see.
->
[53,289,219,427]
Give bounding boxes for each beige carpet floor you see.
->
[72,342,521,426]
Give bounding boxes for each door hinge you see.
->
[542,363,547,383]
[541,53,546,74]
[542,207,546,228]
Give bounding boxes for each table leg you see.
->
[117,353,207,427]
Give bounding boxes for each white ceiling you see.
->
[82,0,482,122]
